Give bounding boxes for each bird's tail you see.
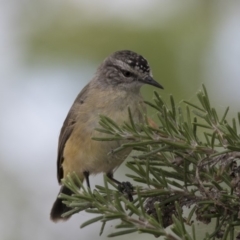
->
[50,185,74,222]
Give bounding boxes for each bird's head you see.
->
[96,50,164,92]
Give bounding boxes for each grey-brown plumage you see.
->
[50,50,163,222]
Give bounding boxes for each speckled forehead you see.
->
[125,55,150,73]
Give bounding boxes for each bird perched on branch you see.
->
[50,50,164,222]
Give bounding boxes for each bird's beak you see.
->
[142,76,164,89]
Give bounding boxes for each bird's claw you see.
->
[118,181,134,202]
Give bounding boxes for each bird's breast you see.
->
[62,90,146,176]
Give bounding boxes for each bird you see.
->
[50,50,164,222]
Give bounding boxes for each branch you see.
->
[60,84,240,239]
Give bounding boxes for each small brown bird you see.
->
[50,50,163,222]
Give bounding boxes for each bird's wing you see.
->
[56,83,90,183]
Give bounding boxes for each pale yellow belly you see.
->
[62,93,146,180]
[63,129,131,179]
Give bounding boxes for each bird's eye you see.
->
[122,70,132,78]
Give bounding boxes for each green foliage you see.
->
[60,85,240,239]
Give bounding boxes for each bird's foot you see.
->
[117,181,134,202]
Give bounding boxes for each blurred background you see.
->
[1,1,240,239]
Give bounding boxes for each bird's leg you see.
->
[106,172,134,202]
[83,171,91,189]
[106,172,121,184]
